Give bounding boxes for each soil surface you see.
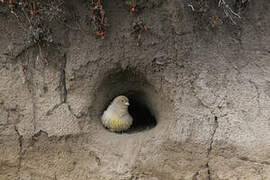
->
[0,0,270,179]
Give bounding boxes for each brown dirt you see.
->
[0,0,270,179]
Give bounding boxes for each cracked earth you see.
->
[1,0,270,179]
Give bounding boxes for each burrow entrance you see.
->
[93,68,163,133]
[126,91,156,132]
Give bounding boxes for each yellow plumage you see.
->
[111,118,120,129]
[101,96,133,132]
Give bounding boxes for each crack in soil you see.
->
[14,125,23,179]
[238,156,270,166]
[192,171,199,180]
[206,115,219,180]
[60,55,67,103]
[46,54,67,116]
[45,102,65,116]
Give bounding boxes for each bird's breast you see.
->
[111,118,121,129]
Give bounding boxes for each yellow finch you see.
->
[101,95,133,132]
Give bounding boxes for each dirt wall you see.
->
[0,0,270,179]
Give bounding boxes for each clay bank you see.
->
[0,0,270,179]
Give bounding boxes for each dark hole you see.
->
[98,69,158,133]
[125,91,157,133]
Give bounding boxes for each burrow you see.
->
[92,68,171,133]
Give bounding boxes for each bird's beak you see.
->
[125,102,130,106]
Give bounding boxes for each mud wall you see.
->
[0,0,270,179]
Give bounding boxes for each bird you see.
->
[101,95,133,132]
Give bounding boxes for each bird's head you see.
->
[113,95,130,109]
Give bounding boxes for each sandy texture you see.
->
[0,0,270,179]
